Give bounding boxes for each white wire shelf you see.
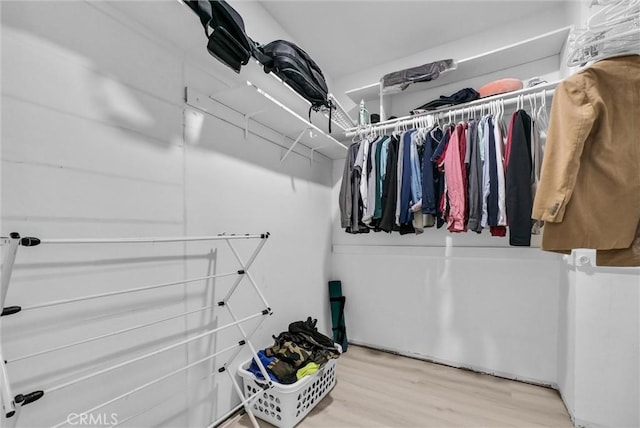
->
[345,27,571,104]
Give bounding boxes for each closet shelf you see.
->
[192,58,349,160]
[99,0,351,161]
[345,26,572,103]
[343,80,559,138]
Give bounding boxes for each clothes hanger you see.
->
[352,128,361,145]
[391,120,400,138]
[567,0,640,66]
[527,93,534,115]
[537,89,550,132]
[588,0,640,30]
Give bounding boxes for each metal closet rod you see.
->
[17,271,239,313]
[15,232,269,245]
[344,80,559,138]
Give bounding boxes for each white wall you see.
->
[558,250,640,428]
[331,160,565,386]
[1,1,333,426]
[328,5,573,386]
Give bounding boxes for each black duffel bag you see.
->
[185,0,254,73]
[255,40,334,132]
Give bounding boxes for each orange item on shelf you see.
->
[478,78,523,98]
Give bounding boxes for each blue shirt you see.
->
[399,130,416,224]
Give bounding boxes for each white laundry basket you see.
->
[238,357,337,427]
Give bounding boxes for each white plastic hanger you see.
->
[588,0,640,29]
[536,90,550,132]
[568,0,640,66]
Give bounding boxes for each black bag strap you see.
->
[328,99,333,134]
[185,0,213,37]
[308,100,333,134]
[252,44,273,70]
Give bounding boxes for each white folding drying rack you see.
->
[0,232,274,427]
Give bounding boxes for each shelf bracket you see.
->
[281,128,311,164]
[310,145,330,164]
[243,111,263,140]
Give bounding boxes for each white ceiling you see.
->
[259,1,568,79]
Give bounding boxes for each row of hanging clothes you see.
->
[339,91,550,246]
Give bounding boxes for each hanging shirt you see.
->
[530,116,545,235]
[349,140,370,234]
[339,142,360,230]
[422,126,443,225]
[410,131,423,209]
[351,142,365,233]
[505,110,533,246]
[487,117,499,227]
[532,55,640,266]
[480,116,491,229]
[380,136,400,232]
[443,124,467,232]
[358,137,371,216]
[435,126,452,228]
[363,137,380,226]
[395,132,406,225]
[399,130,417,225]
[503,113,517,169]
[373,136,389,221]
[494,118,507,227]
[467,120,483,233]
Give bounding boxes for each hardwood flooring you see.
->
[223,345,573,427]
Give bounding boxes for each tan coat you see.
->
[532,55,640,266]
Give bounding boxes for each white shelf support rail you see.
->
[0,231,273,426]
[244,111,264,140]
[344,80,559,138]
[186,86,318,163]
[245,80,348,152]
[310,145,330,164]
[281,127,312,163]
[247,80,347,157]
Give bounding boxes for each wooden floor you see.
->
[224,345,573,427]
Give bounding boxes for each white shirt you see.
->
[494,118,507,226]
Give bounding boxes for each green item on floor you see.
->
[328,280,348,351]
[296,362,320,380]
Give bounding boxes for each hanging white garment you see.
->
[493,118,507,226]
